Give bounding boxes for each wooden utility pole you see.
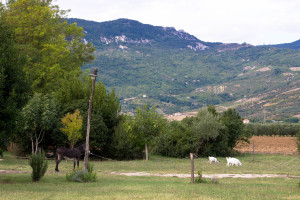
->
[84,68,98,170]
[190,153,194,184]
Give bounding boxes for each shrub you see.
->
[195,169,219,184]
[28,151,48,182]
[66,162,96,182]
[195,169,208,184]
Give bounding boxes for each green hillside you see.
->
[68,18,300,120]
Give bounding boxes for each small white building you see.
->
[243,119,250,124]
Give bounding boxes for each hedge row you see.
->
[245,123,300,136]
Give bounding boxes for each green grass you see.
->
[0,152,299,200]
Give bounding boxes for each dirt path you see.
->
[107,172,299,179]
[1,170,299,179]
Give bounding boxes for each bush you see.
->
[66,162,96,182]
[195,169,219,184]
[28,151,48,182]
[195,170,207,184]
[0,148,3,158]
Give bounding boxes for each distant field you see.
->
[235,136,298,155]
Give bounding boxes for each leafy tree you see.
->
[132,104,167,160]
[154,120,192,158]
[284,117,299,123]
[207,104,219,116]
[22,93,57,154]
[0,20,29,149]
[190,109,224,155]
[60,109,83,148]
[1,0,95,93]
[221,108,245,150]
[112,114,144,159]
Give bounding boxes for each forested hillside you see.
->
[68,18,300,121]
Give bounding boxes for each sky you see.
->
[3,0,300,45]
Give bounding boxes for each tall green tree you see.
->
[221,108,245,150]
[1,0,95,93]
[132,104,167,160]
[22,93,57,154]
[0,20,29,149]
[112,114,144,159]
[190,109,224,155]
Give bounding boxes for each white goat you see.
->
[226,157,242,167]
[208,156,219,164]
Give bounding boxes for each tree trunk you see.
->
[145,143,148,161]
[31,135,34,155]
[35,137,38,154]
[195,139,204,155]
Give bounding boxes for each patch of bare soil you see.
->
[290,67,300,71]
[0,170,29,174]
[2,170,298,179]
[234,136,298,155]
[0,170,57,174]
[108,172,299,179]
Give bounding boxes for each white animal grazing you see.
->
[208,156,219,164]
[226,157,242,167]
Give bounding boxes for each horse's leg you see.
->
[55,154,63,172]
[77,159,79,169]
[73,160,76,171]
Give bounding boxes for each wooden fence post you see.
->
[252,141,255,162]
[190,153,194,184]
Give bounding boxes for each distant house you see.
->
[243,119,250,124]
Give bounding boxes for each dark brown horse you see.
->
[55,144,86,172]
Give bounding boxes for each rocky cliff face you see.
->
[67,18,219,51]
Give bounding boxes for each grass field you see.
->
[0,152,299,200]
